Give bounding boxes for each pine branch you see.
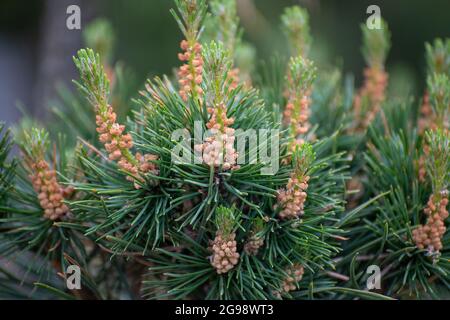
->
[281,6,311,58]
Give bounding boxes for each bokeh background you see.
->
[0,0,449,126]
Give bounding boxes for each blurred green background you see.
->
[0,0,449,125]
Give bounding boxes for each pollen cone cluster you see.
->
[354,67,388,130]
[30,160,73,220]
[178,40,203,101]
[96,104,158,187]
[209,231,240,274]
[227,68,240,91]
[413,190,448,253]
[194,103,238,170]
[136,152,159,175]
[281,264,304,293]
[284,94,311,151]
[418,93,437,135]
[244,235,264,256]
[276,173,310,219]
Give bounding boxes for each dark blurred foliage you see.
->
[0,1,42,33]
[102,0,450,90]
[0,0,449,121]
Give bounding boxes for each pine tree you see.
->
[0,0,448,300]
